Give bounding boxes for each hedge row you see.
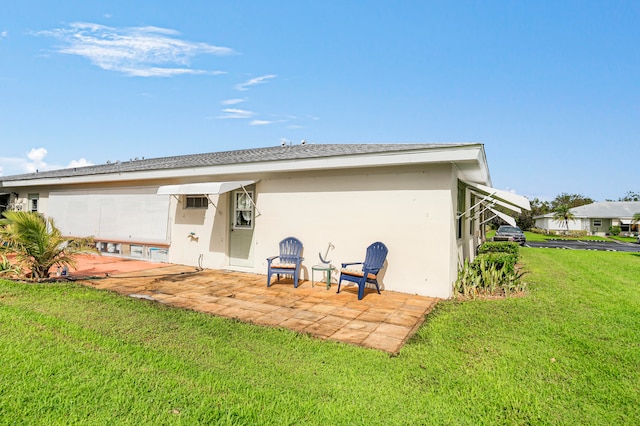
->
[473,241,519,273]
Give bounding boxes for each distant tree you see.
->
[529,198,551,216]
[633,212,640,234]
[552,205,576,235]
[618,191,640,201]
[516,211,535,231]
[550,193,594,211]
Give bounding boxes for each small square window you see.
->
[185,195,208,209]
[593,219,602,227]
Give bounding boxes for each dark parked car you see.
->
[493,225,526,245]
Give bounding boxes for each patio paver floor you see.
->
[72,256,439,353]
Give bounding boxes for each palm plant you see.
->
[0,211,97,281]
[633,212,640,234]
[552,204,575,235]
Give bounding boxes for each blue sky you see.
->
[1,1,638,201]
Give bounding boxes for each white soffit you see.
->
[488,207,517,227]
[157,180,256,195]
[464,181,531,212]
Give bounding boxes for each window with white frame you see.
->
[469,195,475,235]
[28,194,39,212]
[233,190,254,229]
[457,184,465,239]
[593,219,602,227]
[185,195,208,209]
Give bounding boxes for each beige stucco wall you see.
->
[9,188,51,213]
[166,193,230,268]
[4,162,473,299]
[252,165,458,298]
[159,164,461,298]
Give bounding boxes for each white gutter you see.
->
[3,145,487,187]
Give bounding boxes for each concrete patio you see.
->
[71,255,440,353]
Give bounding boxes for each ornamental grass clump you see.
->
[0,254,21,278]
[454,242,526,299]
[0,211,97,281]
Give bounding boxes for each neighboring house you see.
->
[534,201,640,236]
[0,143,529,299]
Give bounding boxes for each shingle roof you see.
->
[569,201,640,218]
[535,201,640,219]
[0,143,473,182]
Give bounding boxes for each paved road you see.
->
[525,240,640,252]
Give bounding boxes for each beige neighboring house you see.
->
[534,201,640,236]
[0,143,529,299]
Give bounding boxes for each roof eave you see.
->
[1,144,489,188]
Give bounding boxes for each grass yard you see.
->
[610,235,639,244]
[1,248,639,425]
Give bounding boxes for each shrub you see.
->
[454,240,525,299]
[609,226,621,236]
[567,230,588,238]
[454,258,526,299]
[478,241,520,257]
[529,227,549,235]
[473,252,517,274]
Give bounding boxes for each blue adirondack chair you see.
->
[337,242,388,300]
[267,237,304,287]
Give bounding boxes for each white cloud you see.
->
[0,148,93,176]
[25,148,48,172]
[249,120,272,126]
[0,31,7,40]
[235,74,276,91]
[221,98,245,105]
[35,22,233,77]
[216,108,254,119]
[67,158,93,168]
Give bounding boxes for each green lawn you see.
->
[522,231,611,242]
[1,249,639,425]
[610,235,639,243]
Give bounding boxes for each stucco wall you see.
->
[4,163,463,298]
[248,165,456,298]
[150,164,459,298]
[166,193,230,268]
[10,188,51,214]
[535,217,587,232]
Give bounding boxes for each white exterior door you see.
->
[229,189,255,267]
